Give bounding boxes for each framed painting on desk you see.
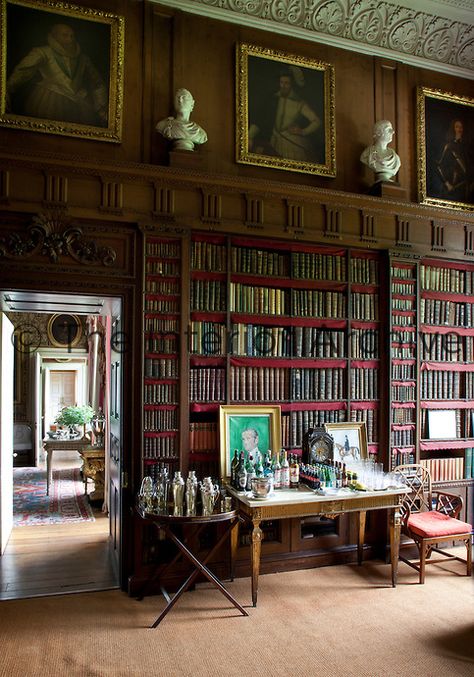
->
[219,404,281,481]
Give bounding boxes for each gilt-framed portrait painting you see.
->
[236,42,336,177]
[0,0,124,142]
[219,404,281,481]
[417,86,474,212]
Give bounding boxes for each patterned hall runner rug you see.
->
[13,467,95,527]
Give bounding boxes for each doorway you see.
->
[0,290,123,600]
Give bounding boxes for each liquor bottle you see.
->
[236,451,247,491]
[246,454,256,491]
[231,449,239,488]
[255,452,264,477]
[289,453,300,489]
[273,452,281,490]
[264,450,273,477]
[280,449,290,489]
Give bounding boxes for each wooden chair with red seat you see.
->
[395,463,472,584]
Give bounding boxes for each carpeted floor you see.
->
[13,466,94,526]
[0,559,472,676]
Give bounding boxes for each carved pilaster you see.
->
[152,184,175,220]
[396,216,412,248]
[431,221,446,252]
[100,179,123,214]
[286,200,304,235]
[0,169,10,203]
[245,194,264,229]
[44,173,68,207]
[464,225,474,257]
[324,206,341,239]
[361,211,377,243]
[201,190,222,224]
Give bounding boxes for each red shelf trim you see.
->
[144,377,179,384]
[350,401,378,410]
[420,440,474,450]
[392,402,416,408]
[144,404,178,411]
[351,283,378,294]
[191,311,227,322]
[280,401,348,412]
[230,273,346,291]
[420,325,474,336]
[144,431,178,438]
[350,320,379,330]
[420,400,474,409]
[192,270,226,281]
[230,314,347,329]
[392,424,416,430]
[422,289,474,303]
[421,361,474,372]
[193,233,226,245]
[229,356,347,369]
[351,360,379,369]
[145,353,177,360]
[230,236,346,256]
[190,355,227,367]
[190,403,222,413]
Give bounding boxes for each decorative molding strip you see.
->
[154,0,474,79]
[464,225,474,256]
[286,201,305,233]
[0,211,116,266]
[100,179,123,213]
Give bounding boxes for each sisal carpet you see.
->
[0,559,473,676]
[13,467,94,526]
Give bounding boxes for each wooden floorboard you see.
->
[0,453,119,600]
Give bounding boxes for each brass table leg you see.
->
[251,518,262,608]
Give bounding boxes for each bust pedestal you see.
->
[169,149,207,170]
[367,180,408,201]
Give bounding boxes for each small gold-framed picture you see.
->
[0,0,124,142]
[417,86,474,211]
[324,422,368,463]
[236,42,336,177]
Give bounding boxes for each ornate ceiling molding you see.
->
[154,0,474,79]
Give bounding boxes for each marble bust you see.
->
[156,88,207,151]
[360,120,401,183]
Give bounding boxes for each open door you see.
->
[0,313,14,554]
[33,351,42,465]
[108,313,123,577]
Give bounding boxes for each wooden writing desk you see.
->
[227,484,405,606]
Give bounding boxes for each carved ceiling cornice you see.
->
[153,0,474,79]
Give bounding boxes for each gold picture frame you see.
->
[219,404,281,482]
[417,86,474,211]
[236,42,336,177]
[0,0,124,142]
[47,313,82,348]
[324,421,368,463]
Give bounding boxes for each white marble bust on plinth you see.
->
[156,88,207,151]
[360,120,401,183]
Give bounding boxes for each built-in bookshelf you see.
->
[388,258,418,471]
[419,257,474,485]
[188,234,381,464]
[142,236,181,479]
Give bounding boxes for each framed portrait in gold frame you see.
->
[324,422,368,463]
[47,313,82,349]
[219,404,281,482]
[417,86,474,211]
[0,0,124,142]
[236,42,336,177]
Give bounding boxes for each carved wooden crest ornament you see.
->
[0,211,116,266]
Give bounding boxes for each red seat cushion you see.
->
[407,511,472,538]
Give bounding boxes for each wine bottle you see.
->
[273,452,281,490]
[231,449,239,488]
[236,451,247,491]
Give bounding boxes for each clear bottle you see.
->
[280,449,290,489]
[273,452,281,490]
